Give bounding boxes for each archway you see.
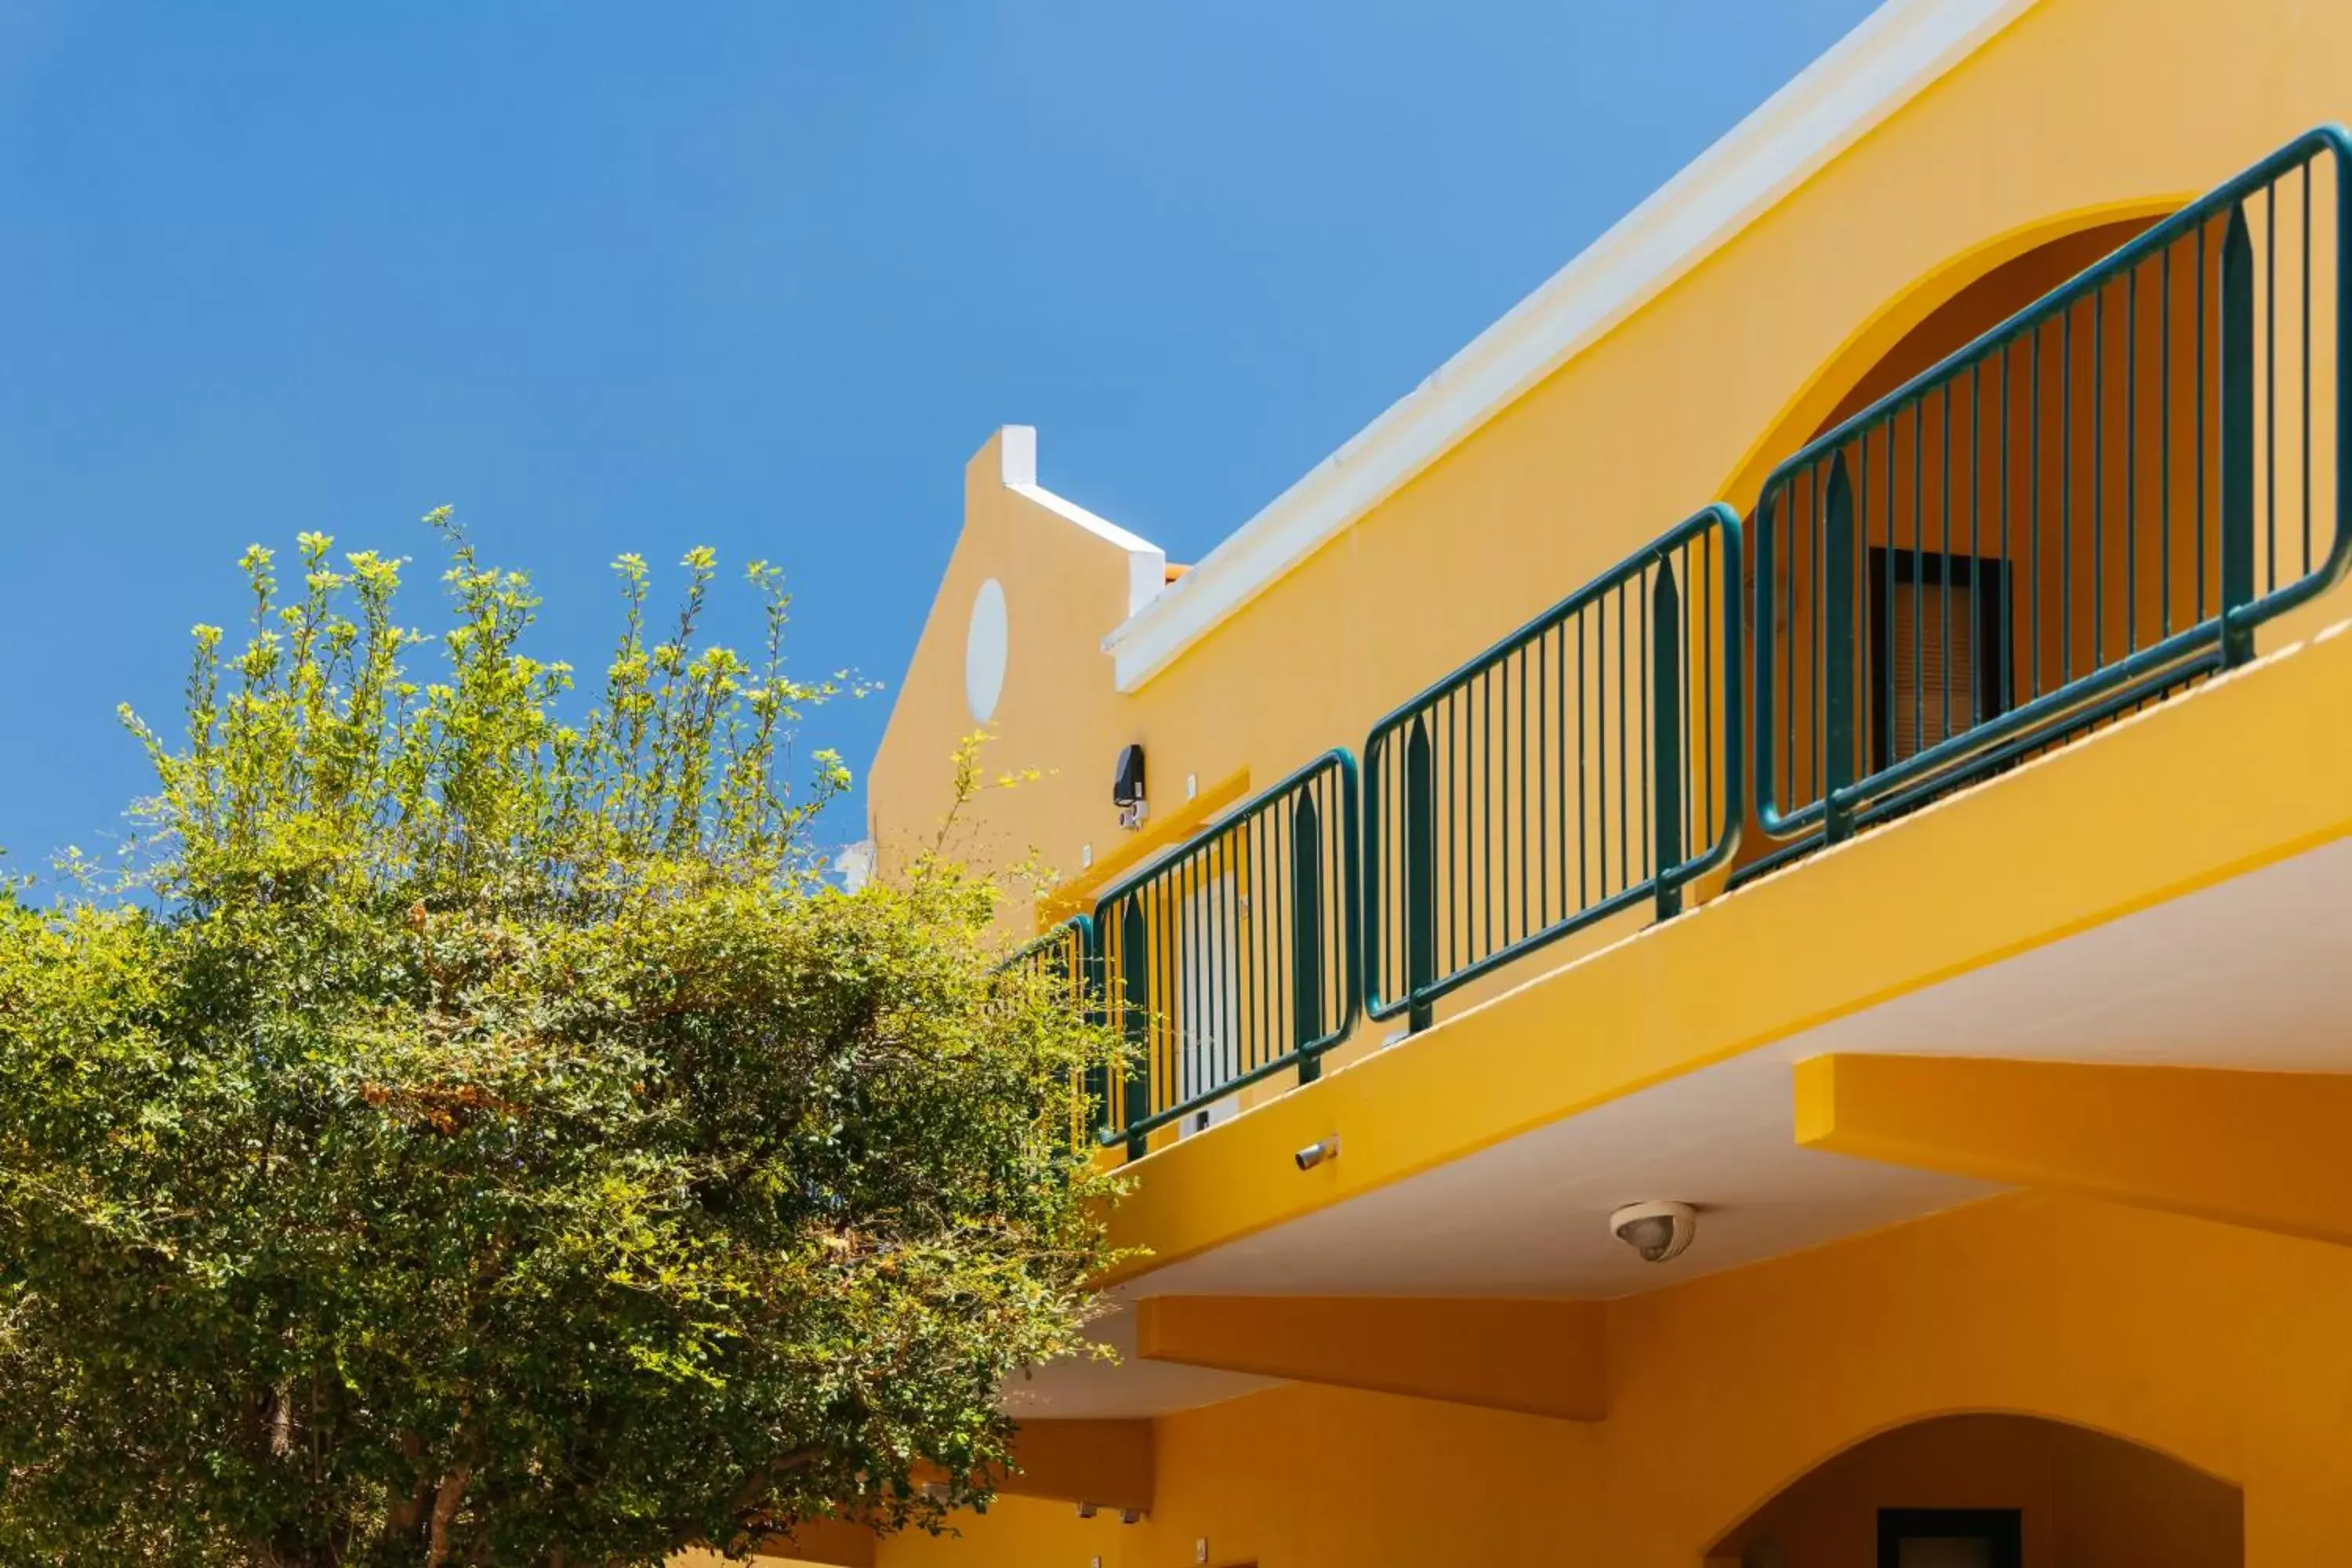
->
[1702,1413,2242,1568]
[1721,158,2345,877]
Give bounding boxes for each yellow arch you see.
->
[1715,194,2189,515]
[1701,1405,2245,1562]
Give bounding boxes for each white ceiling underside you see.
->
[1013,831,2352,1416]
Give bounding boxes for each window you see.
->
[1869,550,2010,771]
[1877,1508,2022,1568]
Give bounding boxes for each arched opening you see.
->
[1703,1413,2243,1568]
[1726,143,2345,878]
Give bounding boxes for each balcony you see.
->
[1005,125,2352,1163]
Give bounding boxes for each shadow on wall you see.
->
[1704,1412,2242,1568]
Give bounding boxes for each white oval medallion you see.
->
[965,578,1007,724]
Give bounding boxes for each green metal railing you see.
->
[1753,125,2352,854]
[1362,505,1743,1029]
[1094,750,1360,1156]
[986,125,2352,1165]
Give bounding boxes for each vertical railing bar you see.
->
[2001,343,2013,720]
[1821,460,1831,808]
[1639,567,1652,884]
[2302,158,2314,575]
[1430,691,1449,982]
[2063,301,2074,686]
[1524,648,1543,945]
[1652,556,1684,920]
[1824,452,1856,844]
[2127,263,2137,655]
[1214,835,1231,1097]
[1290,792,1318,1080]
[1120,898,1146,1157]
[1189,848,1207,1114]
[1157,880,1172,1137]
[2198,220,2208,623]
[1174,866,1189,1122]
[1255,806,1273,1075]
[1597,597,1611,899]
[1235,815,1253,1082]
[1682,544,1697,860]
[1140,894,1155,1147]
[1137,885,1151,1139]
[1229,817,1248,1084]
[1578,608,1590,911]
[1941,380,1953,746]
[1185,855,1200,1112]
[1555,616,1568,924]
[1166,862,1181,1125]
[1405,717,1434,1034]
[2267,180,2278,589]
[2162,242,2172,634]
[1480,661,1494,966]
[1754,489,1777,830]
[1701,534,1715,845]
[1617,581,1630,895]
[2223,202,2257,666]
[1258,808,1273,1077]
[2032,320,2044,698]
[1806,470,1818,810]
[1536,630,1549,932]
[2094,281,2105,670]
[1970,362,1983,725]
[1239,821,1253,1085]
[1900,408,1919,761]
[1330,771,1345,1042]
[1524,639,1543,945]
[2336,135,2350,659]
[1881,423,1894,768]
[1363,750,1374,1008]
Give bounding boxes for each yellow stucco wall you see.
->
[871,0,2352,952]
[859,2,2352,1564]
[877,1194,2352,1568]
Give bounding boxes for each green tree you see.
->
[0,521,1116,1567]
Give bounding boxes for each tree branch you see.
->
[425,1464,473,1568]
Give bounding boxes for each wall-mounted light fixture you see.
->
[1113,743,1147,830]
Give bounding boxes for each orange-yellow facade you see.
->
[844,0,2352,1563]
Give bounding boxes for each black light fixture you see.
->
[1112,743,1147,830]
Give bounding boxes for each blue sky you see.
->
[0,0,1879,880]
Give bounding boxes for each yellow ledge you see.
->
[1100,617,2352,1283]
[1136,1296,1606,1420]
[1037,768,1250,927]
[1795,1054,2352,1248]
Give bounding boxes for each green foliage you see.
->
[0,519,1117,1566]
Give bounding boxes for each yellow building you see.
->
[849,0,2352,1563]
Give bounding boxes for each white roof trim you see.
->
[1099,0,2040,691]
[996,425,1169,618]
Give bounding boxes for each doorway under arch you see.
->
[1703,1412,2242,1568]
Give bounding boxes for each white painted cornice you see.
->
[1100,0,2042,692]
[996,424,1168,618]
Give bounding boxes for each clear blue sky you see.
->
[0,0,1879,879]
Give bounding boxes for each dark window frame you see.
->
[1876,1506,2024,1568]
[1867,546,2012,774]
